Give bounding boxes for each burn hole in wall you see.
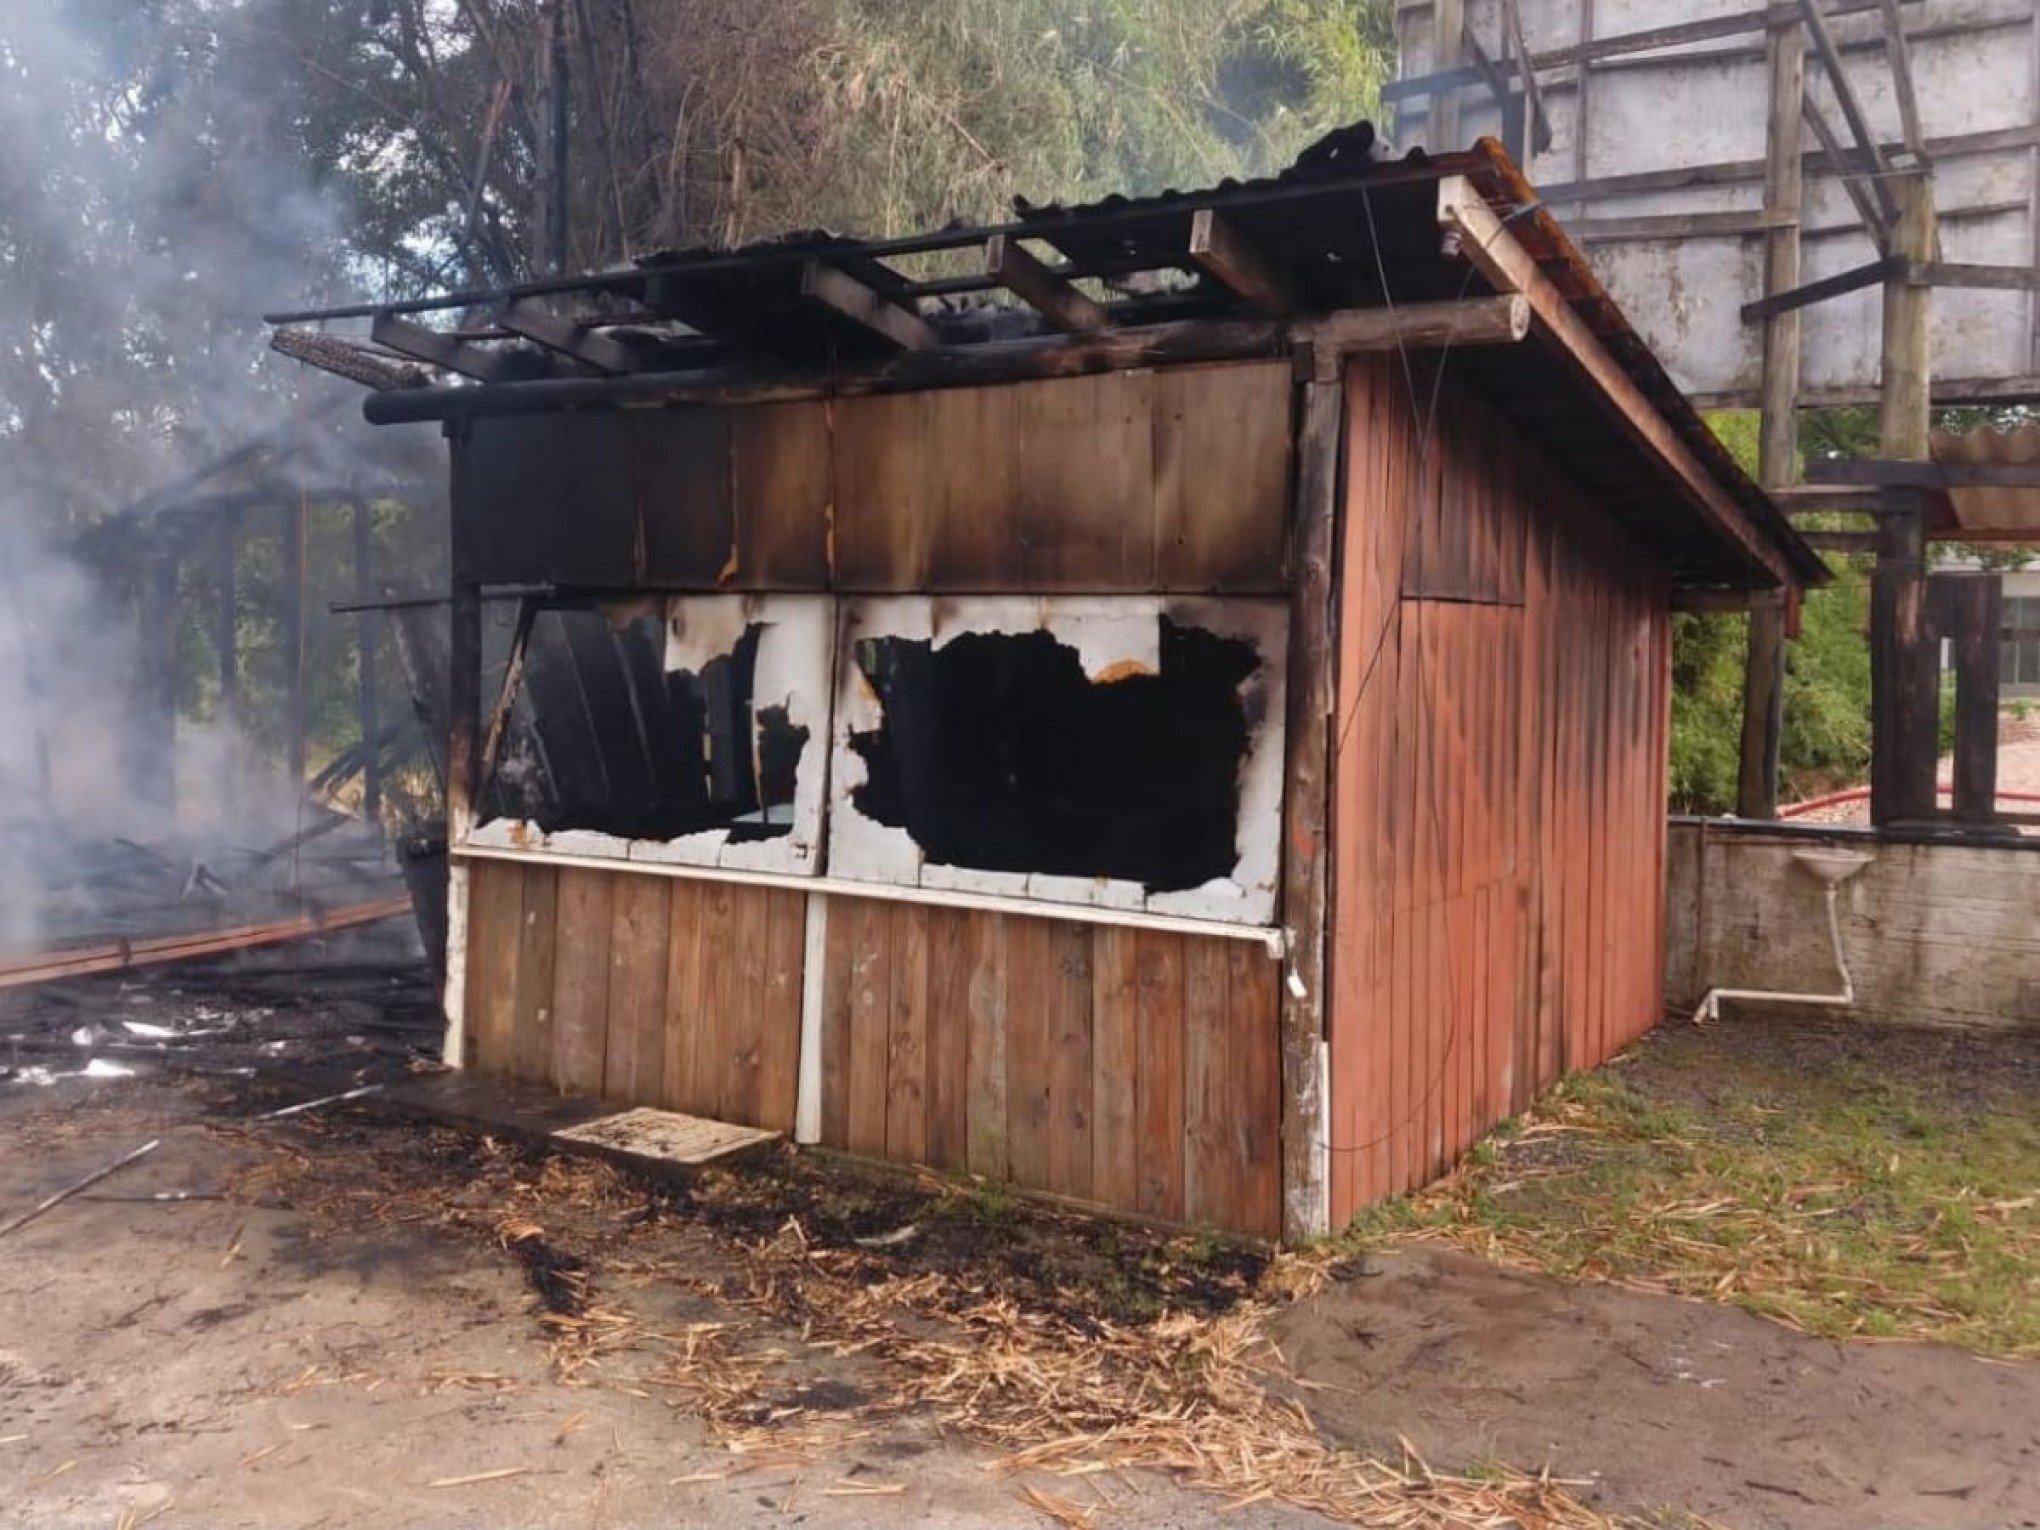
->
[481,608,806,842]
[848,618,1260,891]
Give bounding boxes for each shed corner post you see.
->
[1278,355,1344,1244]
[441,416,485,1066]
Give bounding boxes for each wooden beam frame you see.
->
[368,298,1532,424]
[984,234,1108,334]
[1188,208,1296,318]
[370,313,513,382]
[1878,0,1925,153]
[496,297,637,373]
[1798,0,1899,220]
[1739,255,1900,321]
[1798,96,1892,246]
[1808,457,2040,488]
[1916,261,2040,291]
[1435,175,1796,587]
[799,261,937,351]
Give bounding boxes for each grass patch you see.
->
[1343,1019,2040,1358]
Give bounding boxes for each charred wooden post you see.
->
[131,553,181,813]
[442,574,484,1068]
[280,497,309,803]
[1737,13,1807,820]
[1278,360,1340,1244]
[352,499,382,828]
[1929,573,2004,823]
[1869,175,1938,825]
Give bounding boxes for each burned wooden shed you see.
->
[271,127,1824,1241]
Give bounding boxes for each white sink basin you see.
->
[1792,848,1874,886]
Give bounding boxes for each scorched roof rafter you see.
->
[264,123,1826,593]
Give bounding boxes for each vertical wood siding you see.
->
[462,859,805,1131]
[1328,357,1672,1224]
[815,900,1282,1237]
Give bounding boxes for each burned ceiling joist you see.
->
[264,122,1825,595]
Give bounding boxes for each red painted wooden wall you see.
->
[1327,356,1672,1224]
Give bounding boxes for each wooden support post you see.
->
[1739,16,1807,820]
[1930,574,2003,822]
[132,554,180,813]
[442,576,484,1069]
[352,499,381,830]
[1277,372,1341,1245]
[214,511,239,723]
[281,498,308,803]
[1869,175,1938,825]
[1430,0,1466,149]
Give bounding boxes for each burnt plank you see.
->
[720,884,773,1125]
[729,403,832,589]
[1182,936,1233,1228]
[963,911,1010,1179]
[1227,940,1283,1239]
[924,906,972,1170]
[1003,914,1055,1192]
[603,873,671,1106]
[886,903,931,1165]
[844,897,893,1157]
[462,859,524,1076]
[633,407,737,588]
[751,888,807,1132]
[818,891,856,1148]
[661,878,705,1114]
[1152,362,1291,592]
[1133,930,1186,1221]
[1089,926,1141,1212]
[1043,920,1095,1201]
[550,866,615,1096]
[511,863,561,1086]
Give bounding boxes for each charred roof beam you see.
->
[495,298,637,374]
[370,313,518,383]
[984,235,1109,334]
[1188,209,1296,319]
[799,260,937,351]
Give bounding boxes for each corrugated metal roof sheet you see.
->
[1930,424,2040,542]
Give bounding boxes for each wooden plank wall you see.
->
[451,360,1299,1237]
[462,859,806,1132]
[1327,356,1672,1224]
[814,899,1283,1237]
[452,361,1295,595]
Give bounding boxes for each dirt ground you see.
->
[0,1076,1318,1530]
[1270,1249,2040,1530]
[3,1000,2036,1529]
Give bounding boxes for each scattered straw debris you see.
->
[240,1111,1668,1527]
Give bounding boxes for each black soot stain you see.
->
[848,616,1258,892]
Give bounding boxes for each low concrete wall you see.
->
[1666,819,2040,1031]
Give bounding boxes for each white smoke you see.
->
[0,1,442,954]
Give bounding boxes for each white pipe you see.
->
[793,892,828,1145]
[1690,882,1854,1023]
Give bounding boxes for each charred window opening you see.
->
[481,608,808,843]
[847,619,1260,892]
